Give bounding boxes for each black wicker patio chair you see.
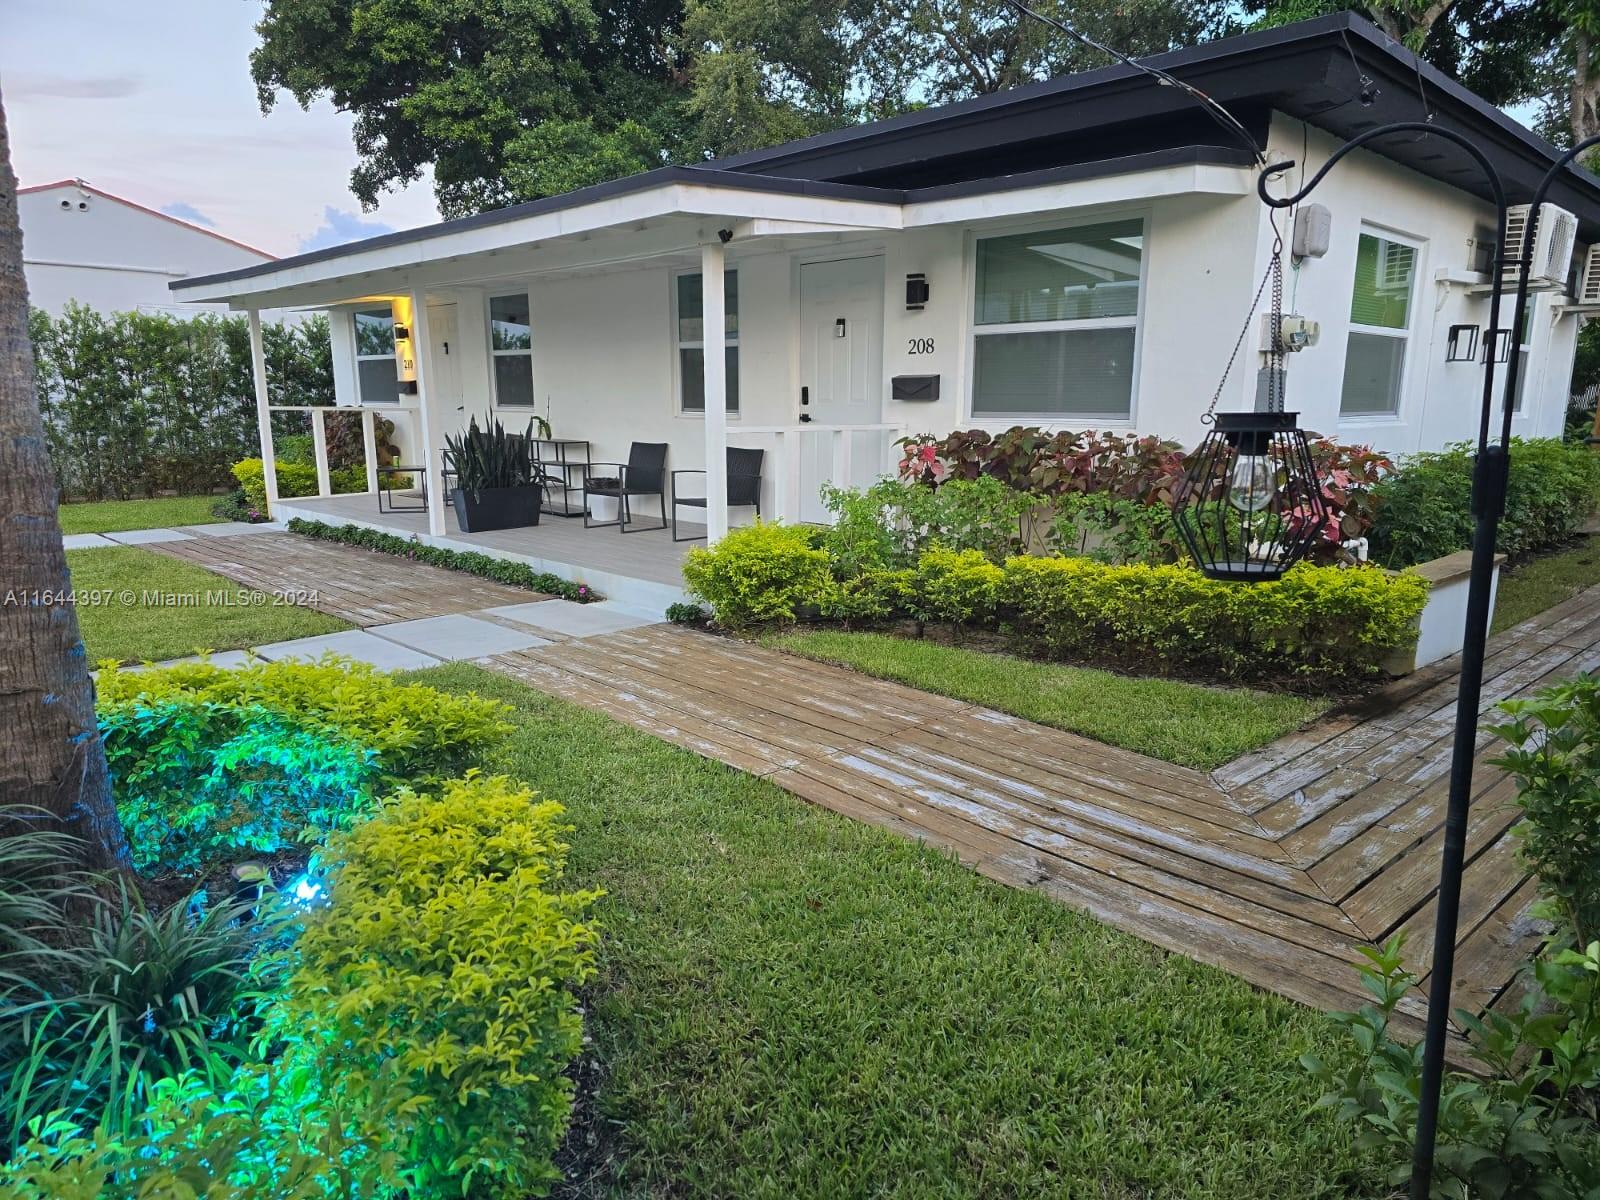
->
[583,441,669,533]
[671,447,764,541]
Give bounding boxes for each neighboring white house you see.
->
[169,13,1600,575]
[19,178,277,318]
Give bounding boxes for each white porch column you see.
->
[701,240,729,542]
[310,407,331,497]
[409,290,450,537]
[246,310,279,514]
[361,411,379,493]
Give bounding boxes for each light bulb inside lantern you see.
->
[1227,453,1274,513]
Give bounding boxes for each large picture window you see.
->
[1340,230,1417,416]
[971,218,1143,419]
[353,306,399,405]
[489,292,534,407]
[676,271,739,414]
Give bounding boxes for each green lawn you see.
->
[760,630,1327,769]
[1492,536,1600,634]
[412,662,1379,1199]
[58,495,221,535]
[66,546,348,664]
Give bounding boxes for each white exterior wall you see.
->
[19,182,277,318]
[323,118,1584,492]
[1255,117,1572,454]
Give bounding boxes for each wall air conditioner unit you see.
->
[1578,244,1600,306]
[1503,203,1578,289]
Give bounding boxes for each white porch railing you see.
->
[265,404,424,500]
[257,404,901,530]
[734,422,906,523]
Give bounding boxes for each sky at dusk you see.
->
[2,0,442,257]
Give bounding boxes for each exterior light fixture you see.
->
[905,273,930,310]
[1172,411,1328,582]
[289,873,326,906]
[1483,328,1514,363]
[1446,324,1479,362]
[392,323,411,343]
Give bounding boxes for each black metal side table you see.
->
[534,439,591,517]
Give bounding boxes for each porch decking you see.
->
[273,491,698,612]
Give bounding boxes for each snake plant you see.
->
[445,417,539,496]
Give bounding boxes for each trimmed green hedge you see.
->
[95,657,511,873]
[285,518,597,602]
[267,774,600,1199]
[231,457,369,512]
[999,556,1427,681]
[1369,437,1600,567]
[683,522,1429,682]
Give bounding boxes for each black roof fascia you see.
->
[902,145,1258,202]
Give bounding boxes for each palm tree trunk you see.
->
[0,83,129,870]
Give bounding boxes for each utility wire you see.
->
[999,0,1266,165]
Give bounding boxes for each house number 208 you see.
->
[907,337,935,354]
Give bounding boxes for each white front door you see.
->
[798,256,884,522]
[426,302,463,428]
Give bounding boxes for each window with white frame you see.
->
[970,218,1143,419]
[1339,230,1418,416]
[1504,302,1533,414]
[488,292,534,407]
[675,270,739,413]
[352,306,399,405]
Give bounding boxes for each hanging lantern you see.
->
[1172,411,1328,582]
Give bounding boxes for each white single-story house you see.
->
[169,13,1600,608]
[19,178,283,319]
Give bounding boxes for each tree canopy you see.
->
[252,0,1596,219]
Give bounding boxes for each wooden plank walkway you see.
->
[488,587,1600,1037]
[153,521,1594,1039]
[153,532,545,625]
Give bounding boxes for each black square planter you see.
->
[451,485,542,533]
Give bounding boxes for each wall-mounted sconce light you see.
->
[1445,324,1479,362]
[392,323,411,342]
[1482,328,1514,364]
[835,317,847,338]
[905,273,929,311]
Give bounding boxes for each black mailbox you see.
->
[891,375,940,401]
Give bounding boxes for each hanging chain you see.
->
[1266,218,1286,413]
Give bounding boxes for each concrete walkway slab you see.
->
[104,527,193,545]
[187,521,284,537]
[486,599,660,638]
[372,613,550,659]
[170,649,257,669]
[254,629,441,671]
[62,533,117,549]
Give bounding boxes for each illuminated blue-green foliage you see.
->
[94,657,512,874]
[101,698,380,874]
[3,662,591,1196]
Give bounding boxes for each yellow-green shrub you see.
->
[267,773,601,1199]
[1000,556,1428,680]
[97,657,511,789]
[683,521,832,627]
[230,458,379,510]
[915,546,1003,627]
[820,568,917,625]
